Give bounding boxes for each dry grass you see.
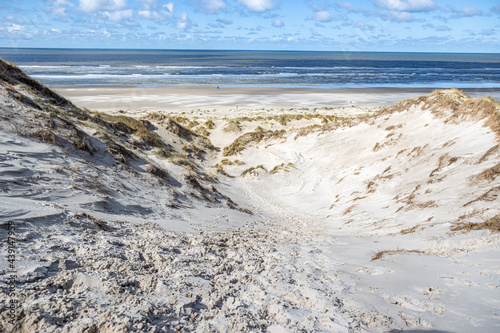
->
[97,113,146,132]
[95,113,165,149]
[219,159,245,166]
[342,204,356,216]
[464,186,500,207]
[270,162,295,174]
[451,214,500,233]
[400,225,420,235]
[193,126,210,137]
[366,180,376,193]
[30,129,57,144]
[223,120,242,133]
[165,118,197,141]
[205,120,216,129]
[477,145,500,164]
[241,165,267,177]
[147,165,168,179]
[378,89,500,138]
[473,162,500,184]
[223,127,285,156]
[371,249,426,261]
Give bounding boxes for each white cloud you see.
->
[138,10,161,20]
[390,10,413,21]
[237,0,275,12]
[164,2,174,13]
[104,9,133,21]
[46,0,74,16]
[138,0,157,9]
[461,6,482,17]
[313,10,332,22]
[137,1,173,21]
[78,0,127,12]
[272,18,284,27]
[7,23,24,33]
[373,0,436,12]
[203,0,226,13]
[177,12,189,29]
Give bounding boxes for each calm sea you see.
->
[1,48,499,88]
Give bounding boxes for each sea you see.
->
[1,48,499,89]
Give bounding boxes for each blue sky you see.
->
[1,0,499,52]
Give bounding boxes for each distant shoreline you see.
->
[53,85,500,112]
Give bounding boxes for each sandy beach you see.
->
[54,85,500,112]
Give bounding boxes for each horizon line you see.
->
[0,46,499,55]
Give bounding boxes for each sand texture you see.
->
[1,59,500,332]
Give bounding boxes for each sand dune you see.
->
[1,59,499,332]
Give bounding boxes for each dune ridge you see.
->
[1,58,499,332]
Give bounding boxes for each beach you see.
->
[54,85,500,112]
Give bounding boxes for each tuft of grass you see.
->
[223,119,242,133]
[477,145,500,164]
[147,164,168,179]
[219,158,245,166]
[135,129,163,148]
[223,127,285,156]
[451,214,500,233]
[30,129,57,144]
[95,112,164,149]
[205,120,216,129]
[241,165,267,177]
[193,126,210,137]
[371,249,426,261]
[270,162,295,174]
[96,113,146,132]
[473,163,500,183]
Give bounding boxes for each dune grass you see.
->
[223,127,285,156]
[371,249,426,261]
[241,165,267,177]
[451,214,500,233]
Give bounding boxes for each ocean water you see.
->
[1,48,499,88]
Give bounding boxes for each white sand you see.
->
[54,85,500,113]
[1,79,499,332]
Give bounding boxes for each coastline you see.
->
[53,85,500,112]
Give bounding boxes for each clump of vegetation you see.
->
[223,119,242,133]
[371,249,426,261]
[70,127,95,154]
[145,111,168,122]
[165,118,196,141]
[193,125,210,137]
[270,162,295,174]
[219,159,245,166]
[473,162,500,183]
[241,165,267,177]
[169,115,190,125]
[223,126,285,156]
[182,142,204,159]
[30,129,57,144]
[95,112,164,149]
[205,120,216,129]
[451,214,500,233]
[147,164,168,179]
[213,159,244,176]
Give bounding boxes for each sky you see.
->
[0,0,499,52]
